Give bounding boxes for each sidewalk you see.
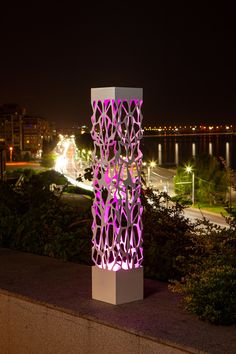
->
[0,248,235,353]
[184,207,228,227]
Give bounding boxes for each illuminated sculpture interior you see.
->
[91,97,143,271]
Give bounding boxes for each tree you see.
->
[42,137,58,155]
[41,152,56,168]
[41,137,59,168]
[75,133,93,151]
[174,168,192,201]
[141,189,193,281]
[0,171,92,262]
[174,155,228,205]
[23,152,31,162]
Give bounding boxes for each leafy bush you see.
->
[6,168,37,180]
[12,199,92,263]
[2,171,236,326]
[0,182,21,246]
[171,216,236,325]
[1,178,193,279]
[23,152,32,161]
[180,265,236,325]
[142,189,236,325]
[141,189,193,281]
[41,153,56,168]
[31,169,68,187]
[0,172,92,263]
[174,155,228,205]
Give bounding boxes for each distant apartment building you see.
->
[22,115,52,157]
[0,104,25,152]
[0,104,53,160]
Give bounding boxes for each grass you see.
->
[6,165,46,172]
[192,203,232,216]
[61,194,92,209]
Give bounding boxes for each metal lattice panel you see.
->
[91,98,143,271]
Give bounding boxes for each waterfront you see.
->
[142,134,236,170]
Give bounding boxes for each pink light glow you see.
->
[98,258,142,272]
[91,99,143,271]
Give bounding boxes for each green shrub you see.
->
[6,168,36,180]
[141,189,193,281]
[12,199,92,263]
[23,152,31,161]
[0,205,18,247]
[2,174,236,326]
[0,176,92,264]
[34,169,67,186]
[43,217,91,263]
[171,215,236,325]
[174,155,228,205]
[41,153,56,168]
[181,265,236,325]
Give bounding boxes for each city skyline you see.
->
[0,2,236,127]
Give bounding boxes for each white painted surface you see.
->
[91,87,143,102]
[92,266,143,305]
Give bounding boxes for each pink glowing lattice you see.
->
[91,98,143,271]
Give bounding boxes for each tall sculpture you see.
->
[91,87,143,304]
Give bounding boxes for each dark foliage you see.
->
[75,133,93,151]
[171,215,236,325]
[141,189,193,281]
[174,155,228,205]
[0,171,92,263]
[1,171,235,325]
[42,137,59,155]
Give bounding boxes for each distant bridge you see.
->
[144,132,236,138]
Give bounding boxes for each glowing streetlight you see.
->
[150,161,156,168]
[185,165,195,204]
[186,166,192,173]
[147,161,156,187]
[9,146,13,163]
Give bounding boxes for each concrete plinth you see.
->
[92,266,143,305]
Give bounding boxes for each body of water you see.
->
[142,134,236,170]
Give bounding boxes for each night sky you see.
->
[0,2,236,127]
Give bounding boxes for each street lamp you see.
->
[186,165,195,204]
[9,146,13,163]
[147,161,156,187]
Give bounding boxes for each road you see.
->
[144,165,231,227]
[6,162,45,171]
[54,135,231,227]
[54,135,93,191]
[184,207,228,227]
[146,166,176,194]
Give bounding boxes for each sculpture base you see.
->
[92,266,143,305]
